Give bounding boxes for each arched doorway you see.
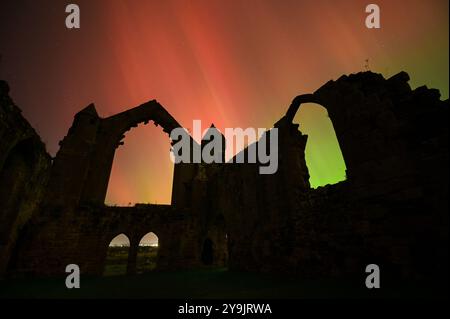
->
[201,238,214,265]
[136,232,159,274]
[104,122,174,206]
[293,103,347,188]
[103,233,130,276]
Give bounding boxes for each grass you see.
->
[136,246,158,274]
[1,248,447,299]
[0,268,447,299]
[103,246,158,276]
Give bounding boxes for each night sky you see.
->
[0,0,448,205]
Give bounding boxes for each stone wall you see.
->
[0,81,52,278]
[3,88,218,276]
[1,71,448,282]
[213,72,448,281]
[11,204,195,276]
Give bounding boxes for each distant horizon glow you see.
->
[108,232,159,247]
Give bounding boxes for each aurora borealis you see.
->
[0,0,448,205]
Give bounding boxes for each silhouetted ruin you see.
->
[0,71,448,282]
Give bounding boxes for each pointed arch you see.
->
[103,233,130,276]
[136,232,159,273]
[104,122,174,205]
[293,103,347,187]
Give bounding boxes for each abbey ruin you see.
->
[0,71,448,282]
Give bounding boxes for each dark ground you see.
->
[0,268,447,299]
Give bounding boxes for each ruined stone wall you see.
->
[212,126,311,273]
[291,180,448,280]
[5,91,214,276]
[0,81,52,278]
[44,100,187,208]
[212,72,448,281]
[11,204,197,276]
[1,71,447,281]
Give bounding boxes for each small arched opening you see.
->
[136,232,159,274]
[103,233,130,276]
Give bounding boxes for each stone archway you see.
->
[103,233,130,276]
[292,102,347,188]
[104,121,175,206]
[44,99,199,210]
[80,101,182,205]
[136,232,159,273]
[285,72,412,185]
